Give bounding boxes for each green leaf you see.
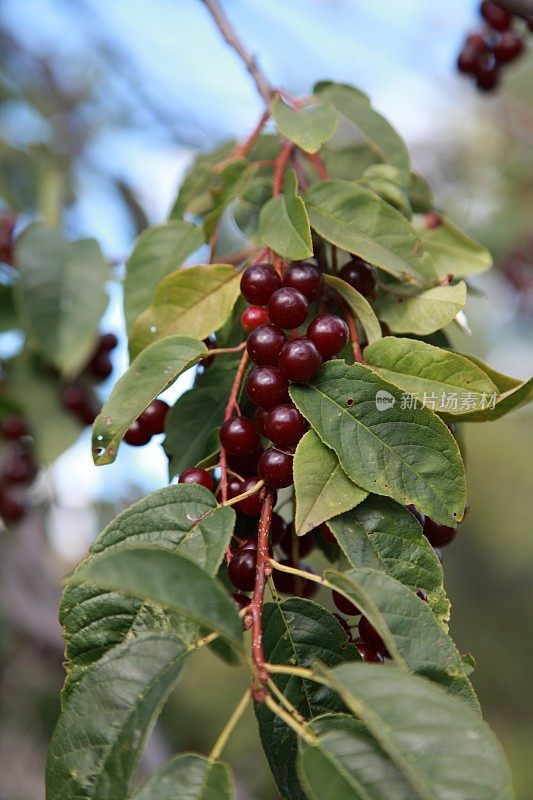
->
[255,598,359,800]
[418,215,492,279]
[290,361,466,526]
[409,173,433,213]
[316,663,515,800]
[272,94,338,153]
[0,282,17,331]
[315,82,410,181]
[328,496,450,624]
[294,430,367,535]
[61,484,234,695]
[124,222,204,330]
[203,158,256,238]
[322,144,380,181]
[375,281,466,335]
[14,223,109,376]
[364,337,500,416]
[46,635,188,800]
[325,567,478,709]
[67,545,243,649]
[304,180,437,287]
[92,335,206,465]
[360,164,412,218]
[169,141,236,219]
[128,264,241,358]
[299,713,413,800]
[131,754,235,800]
[324,273,382,344]
[258,170,313,260]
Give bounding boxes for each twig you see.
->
[201,0,273,105]
[250,489,275,702]
[273,142,294,196]
[209,688,251,760]
[263,695,317,744]
[305,151,330,181]
[343,305,365,364]
[234,108,270,158]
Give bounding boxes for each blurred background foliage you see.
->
[0,1,532,799]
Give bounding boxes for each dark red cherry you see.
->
[320,523,337,544]
[359,616,386,653]
[138,399,169,436]
[99,332,119,351]
[124,420,152,446]
[258,447,293,488]
[231,593,250,611]
[267,288,309,329]
[354,638,385,663]
[220,416,260,456]
[283,262,324,301]
[406,504,425,528]
[272,560,318,597]
[280,530,315,558]
[476,64,500,92]
[493,31,524,63]
[279,338,322,383]
[339,257,377,297]
[332,590,360,616]
[334,614,353,639]
[255,407,268,436]
[270,512,287,544]
[0,489,25,523]
[178,467,214,491]
[264,403,308,449]
[0,415,28,440]
[89,352,113,380]
[240,263,281,305]
[246,366,289,409]
[228,541,257,591]
[457,34,489,74]
[241,305,270,332]
[480,0,512,31]
[423,518,457,547]
[246,325,287,366]
[227,448,263,477]
[307,314,349,358]
[235,476,264,516]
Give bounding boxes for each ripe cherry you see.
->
[480,0,512,31]
[258,447,293,488]
[0,489,25,523]
[270,512,287,544]
[228,540,257,591]
[138,399,169,436]
[227,448,263,477]
[235,476,264,516]
[99,332,119,351]
[493,31,524,63]
[283,262,324,301]
[240,263,281,305]
[240,305,270,332]
[124,420,152,446]
[476,65,500,92]
[279,338,322,383]
[255,407,268,436]
[423,518,457,547]
[220,416,260,456]
[359,616,386,654]
[267,288,309,329]
[246,366,289,409]
[246,324,287,366]
[272,560,318,597]
[406,504,425,528]
[1,415,28,440]
[178,467,214,491]
[334,614,353,639]
[264,403,307,449]
[332,590,360,616]
[320,523,337,544]
[339,256,377,297]
[307,314,349,358]
[354,638,385,664]
[280,530,315,558]
[89,352,113,381]
[457,34,489,74]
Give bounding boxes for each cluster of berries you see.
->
[0,415,37,525]
[60,333,118,426]
[123,399,170,446]
[457,0,530,91]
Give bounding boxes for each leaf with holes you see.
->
[294,430,367,535]
[325,273,381,344]
[375,282,467,335]
[290,361,466,526]
[272,94,338,153]
[258,170,313,260]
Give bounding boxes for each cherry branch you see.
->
[201,0,274,105]
[248,489,275,702]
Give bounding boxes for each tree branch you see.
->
[201,0,274,105]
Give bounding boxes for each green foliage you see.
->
[131,754,234,800]
[272,94,338,153]
[418,215,493,278]
[324,273,382,344]
[258,170,313,260]
[374,281,467,335]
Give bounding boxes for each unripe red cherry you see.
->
[493,31,524,63]
[480,0,512,31]
[267,288,309,329]
[359,616,386,653]
[246,324,287,366]
[124,420,152,446]
[1,415,28,440]
[424,212,442,230]
[423,518,457,547]
[340,256,377,297]
[235,476,264,516]
[264,403,308,448]
[240,263,281,305]
[283,262,324,301]
[258,447,293,488]
[240,305,270,332]
[228,540,257,591]
[178,467,214,491]
[220,416,260,456]
[138,399,169,436]
[307,314,349,358]
[279,338,322,383]
[246,366,289,409]
[332,590,360,616]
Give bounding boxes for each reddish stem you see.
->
[305,151,330,181]
[273,142,294,196]
[234,109,270,158]
[343,306,365,364]
[249,489,274,702]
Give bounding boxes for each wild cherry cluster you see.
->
[123,398,170,446]
[60,333,118,426]
[0,414,37,525]
[457,0,530,91]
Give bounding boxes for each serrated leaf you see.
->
[315,663,514,800]
[272,94,338,153]
[375,281,467,335]
[92,335,206,465]
[14,223,109,376]
[129,264,241,358]
[256,598,359,800]
[67,545,243,649]
[418,215,492,278]
[315,82,410,181]
[305,180,437,287]
[131,754,235,800]
[290,361,466,526]
[46,635,188,800]
[124,221,204,330]
[294,430,367,535]
[328,496,450,623]
[258,170,313,260]
[325,567,478,709]
[299,713,413,800]
[61,484,234,695]
[364,337,499,416]
[325,273,381,344]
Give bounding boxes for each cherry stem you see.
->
[343,305,365,364]
[221,479,264,509]
[206,342,246,357]
[269,558,333,589]
[250,489,275,702]
[263,695,317,744]
[273,142,294,196]
[209,687,251,761]
[305,151,330,181]
[267,678,307,724]
[234,108,270,158]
